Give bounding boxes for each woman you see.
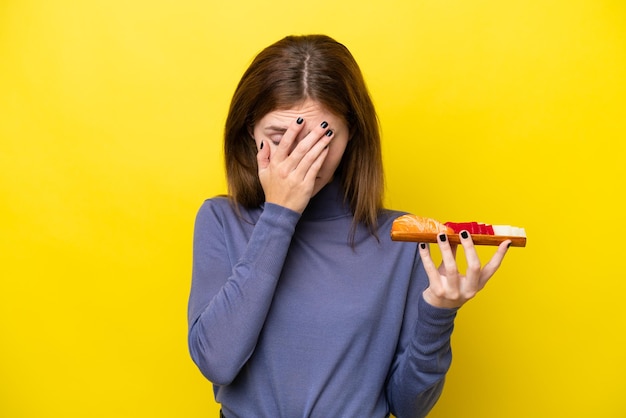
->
[188,34,510,418]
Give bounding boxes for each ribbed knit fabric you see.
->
[188,180,457,418]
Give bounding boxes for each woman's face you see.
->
[252,99,350,198]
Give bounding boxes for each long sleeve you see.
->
[187,185,459,417]
[187,200,301,385]
[386,256,458,418]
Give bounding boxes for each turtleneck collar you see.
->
[300,178,352,221]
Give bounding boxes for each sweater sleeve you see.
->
[187,201,300,385]
[386,255,458,418]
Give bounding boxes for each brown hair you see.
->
[224,34,384,239]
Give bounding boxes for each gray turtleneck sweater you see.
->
[188,180,457,418]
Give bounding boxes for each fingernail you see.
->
[260,141,264,150]
[320,121,328,129]
[420,243,426,249]
[296,117,304,124]
[461,230,469,239]
[507,242,512,248]
[325,129,333,137]
[439,233,447,242]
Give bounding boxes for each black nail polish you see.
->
[461,231,469,239]
[325,129,333,137]
[320,121,328,129]
[296,117,304,124]
[420,243,426,249]
[439,233,447,242]
[260,141,264,150]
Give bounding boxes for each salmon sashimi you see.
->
[391,214,454,234]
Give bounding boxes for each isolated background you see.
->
[2,0,625,417]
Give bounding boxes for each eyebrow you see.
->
[263,125,288,133]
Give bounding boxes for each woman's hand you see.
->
[256,117,334,214]
[419,232,510,309]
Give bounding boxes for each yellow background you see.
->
[1,0,625,417]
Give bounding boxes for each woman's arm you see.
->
[386,256,457,418]
[187,201,300,385]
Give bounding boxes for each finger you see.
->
[287,120,333,167]
[437,233,459,283]
[302,140,330,183]
[290,125,334,180]
[296,144,329,192]
[418,242,442,290]
[479,239,511,286]
[256,140,270,170]
[272,116,306,162]
[459,230,482,289]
